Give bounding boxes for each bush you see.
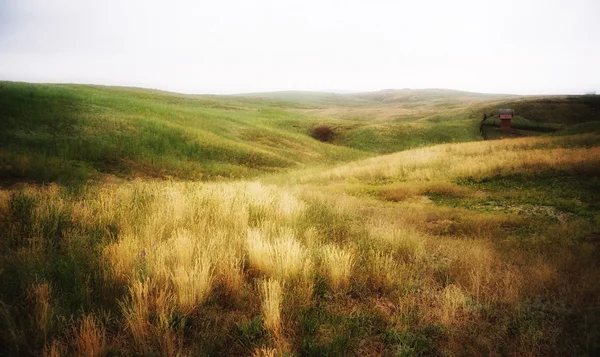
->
[311,126,334,142]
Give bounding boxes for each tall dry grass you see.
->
[246,228,311,281]
[42,340,64,357]
[120,280,152,354]
[100,181,307,315]
[1,133,598,356]
[171,257,213,313]
[368,251,401,290]
[438,284,468,325]
[368,223,427,261]
[321,245,354,291]
[300,134,600,184]
[73,315,106,357]
[31,282,53,344]
[259,278,284,337]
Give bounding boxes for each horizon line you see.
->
[2,79,598,97]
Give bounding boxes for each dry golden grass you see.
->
[252,346,278,357]
[97,181,310,321]
[153,288,181,357]
[321,245,354,291]
[30,282,52,344]
[259,278,284,337]
[439,284,468,325]
[119,282,181,356]
[368,251,401,291]
[42,340,64,357]
[102,234,139,284]
[73,315,106,357]
[301,134,600,184]
[2,133,598,356]
[215,253,245,298]
[380,181,482,202]
[120,280,152,354]
[0,190,11,216]
[246,228,311,282]
[368,223,427,261]
[171,257,213,313]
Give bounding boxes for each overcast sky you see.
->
[0,0,598,95]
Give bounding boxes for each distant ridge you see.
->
[236,88,517,105]
[349,88,517,104]
[236,88,515,98]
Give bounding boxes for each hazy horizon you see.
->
[0,80,526,97]
[1,0,599,95]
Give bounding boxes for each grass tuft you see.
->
[259,278,284,337]
[73,315,106,357]
[320,245,354,291]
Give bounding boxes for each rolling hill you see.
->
[2,82,599,186]
[0,82,366,184]
[1,81,599,356]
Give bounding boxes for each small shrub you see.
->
[235,316,266,351]
[383,325,443,357]
[311,126,334,142]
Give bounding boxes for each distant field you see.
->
[1,82,599,356]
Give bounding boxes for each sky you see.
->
[0,0,598,95]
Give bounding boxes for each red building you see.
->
[499,109,514,129]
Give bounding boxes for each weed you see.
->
[235,316,267,351]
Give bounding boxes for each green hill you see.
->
[2,82,598,185]
[0,82,366,184]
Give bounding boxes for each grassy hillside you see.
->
[1,82,599,356]
[0,83,501,184]
[1,134,599,356]
[233,90,372,108]
[507,96,600,124]
[2,82,597,185]
[295,91,600,154]
[0,82,365,184]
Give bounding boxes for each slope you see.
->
[1,134,599,356]
[2,82,598,186]
[0,82,365,185]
